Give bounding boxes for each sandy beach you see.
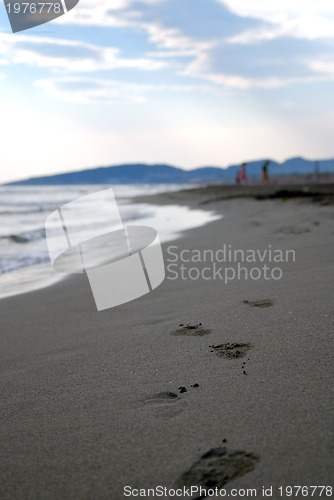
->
[1,185,333,499]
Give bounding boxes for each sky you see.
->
[1,0,334,183]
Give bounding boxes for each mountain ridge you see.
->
[5,157,334,185]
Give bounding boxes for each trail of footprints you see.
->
[142,298,273,493]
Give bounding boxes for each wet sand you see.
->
[1,185,333,499]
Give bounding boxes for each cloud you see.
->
[75,0,334,90]
[219,0,334,26]
[220,0,334,41]
[125,0,263,40]
[183,35,334,88]
[36,77,148,102]
[0,34,167,72]
[4,0,334,100]
[57,0,161,28]
[35,76,216,103]
[0,33,166,72]
[54,0,263,77]
[125,0,334,90]
[309,59,334,77]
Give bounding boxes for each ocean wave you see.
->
[0,253,50,275]
[1,228,46,244]
[0,205,61,215]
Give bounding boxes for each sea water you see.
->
[0,185,220,299]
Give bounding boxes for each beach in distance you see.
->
[0,183,333,499]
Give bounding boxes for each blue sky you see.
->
[1,0,334,182]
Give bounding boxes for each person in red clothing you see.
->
[240,162,248,184]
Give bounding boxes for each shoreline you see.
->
[134,182,334,206]
[0,193,220,302]
[1,186,333,498]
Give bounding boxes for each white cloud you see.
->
[0,33,166,72]
[309,59,334,76]
[57,0,334,90]
[36,77,149,103]
[3,0,334,99]
[58,0,210,62]
[57,0,162,28]
[221,0,334,42]
[35,76,216,103]
[63,0,334,42]
[220,0,334,25]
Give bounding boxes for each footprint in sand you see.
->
[275,226,310,235]
[171,323,212,336]
[242,299,273,308]
[210,343,252,360]
[175,447,259,497]
[141,391,186,419]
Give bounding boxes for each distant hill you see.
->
[5,157,334,185]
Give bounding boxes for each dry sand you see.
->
[1,185,333,499]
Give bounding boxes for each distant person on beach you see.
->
[262,160,270,183]
[240,162,248,184]
[235,170,241,184]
